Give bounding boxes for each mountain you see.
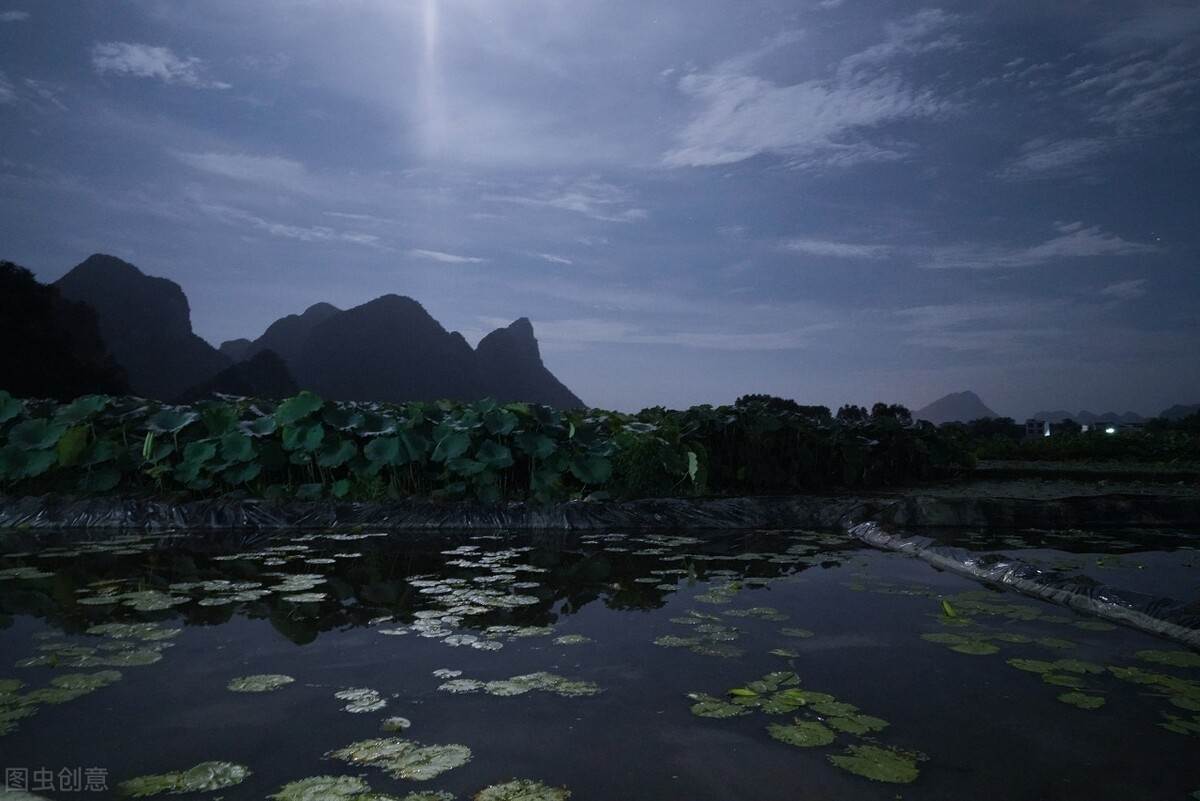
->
[54,254,229,399]
[475,318,583,409]
[1,260,130,400]
[176,350,298,404]
[220,302,340,367]
[1032,409,1145,424]
[1158,403,1200,421]
[295,294,484,402]
[914,391,998,424]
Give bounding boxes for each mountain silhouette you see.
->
[475,317,583,409]
[54,254,229,399]
[1158,403,1200,421]
[294,294,483,402]
[914,391,998,424]
[219,302,340,366]
[176,349,298,404]
[1031,409,1145,424]
[1,260,130,400]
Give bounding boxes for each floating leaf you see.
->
[327,738,472,781]
[117,761,250,797]
[827,744,922,784]
[336,687,387,713]
[268,775,371,801]
[1057,691,1106,710]
[473,779,571,801]
[228,674,294,693]
[767,720,836,747]
[1137,650,1200,669]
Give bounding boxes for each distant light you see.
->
[1105,426,1116,435]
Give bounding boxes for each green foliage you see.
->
[0,391,970,503]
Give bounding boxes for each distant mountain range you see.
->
[27,253,583,407]
[913,391,998,424]
[915,390,1199,425]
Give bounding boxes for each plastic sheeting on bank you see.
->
[847,520,1200,649]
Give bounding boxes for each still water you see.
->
[1,527,1198,800]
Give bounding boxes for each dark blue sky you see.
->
[2,1,1197,415]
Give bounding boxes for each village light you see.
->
[1105,426,1117,435]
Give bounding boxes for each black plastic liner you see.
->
[848,520,1200,649]
[0,493,866,531]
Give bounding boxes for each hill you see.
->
[914,391,998,424]
[54,254,230,399]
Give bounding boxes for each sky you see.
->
[1,0,1198,417]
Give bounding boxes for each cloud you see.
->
[997,137,1112,181]
[199,203,381,247]
[0,71,15,104]
[1063,46,1200,129]
[535,253,573,265]
[0,10,29,22]
[526,317,829,352]
[782,238,891,259]
[924,222,1157,270]
[409,249,485,264]
[174,151,313,192]
[91,42,230,89]
[1101,278,1147,301]
[664,11,957,168]
[486,177,647,223]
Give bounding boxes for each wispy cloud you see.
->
[91,42,230,89]
[174,151,313,193]
[0,10,29,22]
[782,238,892,259]
[664,10,957,168]
[409,249,485,264]
[0,71,15,104]
[486,177,647,223]
[534,253,574,265]
[199,203,381,247]
[1062,46,1200,130]
[1101,278,1147,301]
[997,137,1112,181]
[924,222,1156,270]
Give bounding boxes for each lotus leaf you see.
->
[146,408,199,434]
[318,439,358,467]
[220,431,255,462]
[432,431,471,462]
[274,391,324,425]
[827,744,922,784]
[117,761,250,797]
[1057,691,1106,709]
[0,390,24,423]
[268,775,371,801]
[327,738,472,781]
[228,674,294,692]
[473,780,570,801]
[9,418,67,450]
[336,687,387,712]
[767,720,836,747]
[1137,650,1200,669]
[283,423,325,452]
[56,425,89,466]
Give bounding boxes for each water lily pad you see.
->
[336,687,387,713]
[1057,691,1106,709]
[1136,650,1200,669]
[779,628,814,638]
[767,720,835,747]
[688,693,751,718]
[826,713,889,735]
[268,775,371,801]
[382,716,412,731]
[228,674,294,692]
[327,738,472,781]
[552,634,592,646]
[827,744,922,784]
[117,761,250,797]
[473,779,571,801]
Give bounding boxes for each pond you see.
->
[1,526,1198,800]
